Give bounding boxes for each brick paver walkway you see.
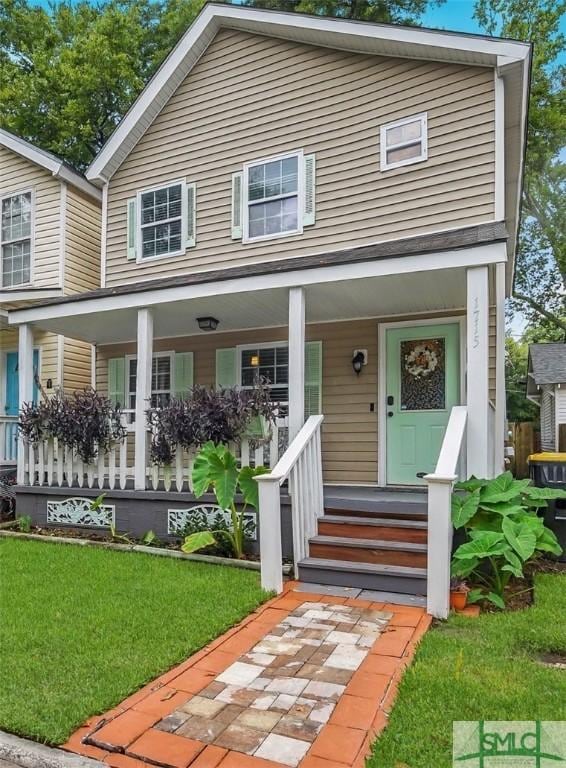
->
[62,584,431,768]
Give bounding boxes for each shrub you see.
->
[147,382,278,466]
[18,389,126,464]
[451,471,564,608]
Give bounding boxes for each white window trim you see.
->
[236,340,289,402]
[136,179,186,263]
[380,113,428,172]
[0,187,34,289]
[242,150,304,244]
[124,350,175,430]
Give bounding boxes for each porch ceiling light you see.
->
[197,316,219,332]
[352,350,365,375]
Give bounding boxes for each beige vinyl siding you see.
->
[60,186,101,391]
[0,327,59,394]
[105,29,495,287]
[0,146,61,289]
[63,186,101,294]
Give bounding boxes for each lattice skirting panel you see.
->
[168,505,257,541]
[46,497,115,528]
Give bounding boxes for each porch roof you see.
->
[7,229,507,345]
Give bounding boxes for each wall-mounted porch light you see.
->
[197,316,219,332]
[352,349,367,375]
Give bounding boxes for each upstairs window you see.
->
[1,190,32,287]
[243,152,302,242]
[138,182,183,259]
[380,114,427,171]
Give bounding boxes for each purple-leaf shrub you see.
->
[147,381,278,466]
[18,389,126,464]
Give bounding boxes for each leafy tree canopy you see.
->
[475,0,566,335]
[241,0,442,25]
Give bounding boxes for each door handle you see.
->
[387,411,394,418]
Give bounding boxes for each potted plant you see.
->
[450,577,470,611]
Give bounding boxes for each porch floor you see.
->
[64,582,431,768]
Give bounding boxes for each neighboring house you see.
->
[527,343,566,452]
[8,5,531,616]
[0,129,101,467]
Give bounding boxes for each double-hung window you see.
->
[239,344,289,407]
[138,182,184,259]
[126,353,173,422]
[380,114,427,171]
[243,152,303,242]
[1,190,32,287]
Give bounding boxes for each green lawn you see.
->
[0,538,267,745]
[369,572,566,768]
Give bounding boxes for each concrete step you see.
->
[318,514,428,544]
[298,557,427,595]
[308,534,428,568]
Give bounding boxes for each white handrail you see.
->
[425,405,467,619]
[256,415,324,593]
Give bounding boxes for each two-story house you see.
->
[8,5,530,615]
[0,130,101,467]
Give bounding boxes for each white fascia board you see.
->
[1,289,64,303]
[0,129,101,202]
[8,241,507,326]
[86,3,530,184]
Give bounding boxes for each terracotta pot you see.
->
[450,589,468,611]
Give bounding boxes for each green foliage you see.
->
[182,442,268,559]
[475,0,566,335]
[141,530,157,546]
[242,0,443,25]
[451,471,564,607]
[16,515,31,533]
[504,336,540,423]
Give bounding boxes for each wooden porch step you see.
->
[318,515,428,544]
[298,557,427,595]
[324,505,427,521]
[308,534,428,568]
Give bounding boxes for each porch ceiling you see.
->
[20,266,466,344]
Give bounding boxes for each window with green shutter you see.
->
[108,357,126,407]
[304,340,322,418]
[174,352,194,397]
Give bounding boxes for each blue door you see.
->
[4,350,40,415]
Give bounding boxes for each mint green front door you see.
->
[386,323,460,485]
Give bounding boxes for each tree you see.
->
[241,0,443,25]
[475,0,566,335]
[505,335,538,422]
[0,0,206,170]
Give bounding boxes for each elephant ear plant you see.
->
[182,442,269,559]
[451,471,564,609]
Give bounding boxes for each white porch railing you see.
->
[0,417,18,465]
[18,416,286,491]
[425,405,467,619]
[255,415,324,594]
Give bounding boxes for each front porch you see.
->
[8,233,508,616]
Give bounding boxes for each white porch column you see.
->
[134,308,153,490]
[288,286,305,443]
[495,262,506,474]
[466,265,490,478]
[17,324,34,484]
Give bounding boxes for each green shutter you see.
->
[303,154,316,226]
[185,183,196,248]
[127,198,137,260]
[174,352,194,398]
[108,357,126,407]
[304,341,322,418]
[231,172,243,239]
[216,348,237,389]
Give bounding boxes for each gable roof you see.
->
[528,343,566,388]
[86,2,530,268]
[0,128,101,202]
[87,3,531,186]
